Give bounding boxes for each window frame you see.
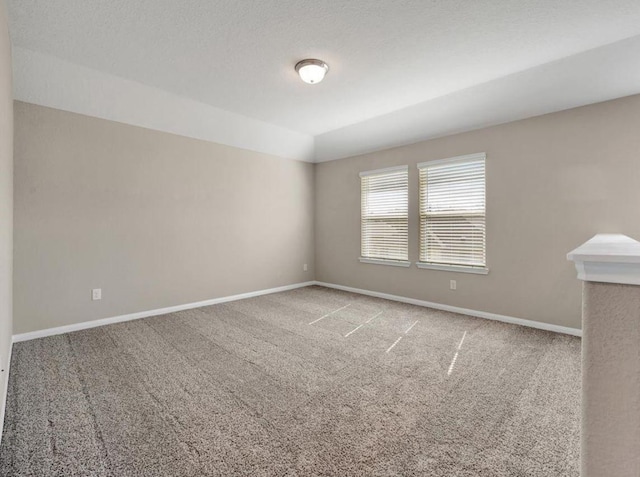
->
[359,165,410,267]
[416,153,488,275]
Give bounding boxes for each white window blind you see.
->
[418,154,486,269]
[360,166,409,263]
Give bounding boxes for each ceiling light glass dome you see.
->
[295,59,329,84]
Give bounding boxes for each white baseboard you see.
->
[314,281,582,337]
[11,278,581,344]
[12,281,316,343]
[0,340,13,445]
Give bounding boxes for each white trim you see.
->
[359,257,411,268]
[12,282,316,343]
[314,281,581,337]
[417,152,486,169]
[10,277,582,346]
[0,341,13,445]
[416,262,489,275]
[572,261,640,286]
[567,234,640,285]
[359,165,408,177]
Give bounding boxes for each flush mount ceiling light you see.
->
[295,59,329,84]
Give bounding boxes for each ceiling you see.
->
[7,1,640,161]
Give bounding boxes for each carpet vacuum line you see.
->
[308,304,351,325]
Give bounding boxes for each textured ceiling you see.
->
[8,0,640,136]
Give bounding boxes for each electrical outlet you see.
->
[92,288,102,301]
[303,264,308,272]
[450,280,457,290]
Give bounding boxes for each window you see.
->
[360,166,409,266]
[418,153,487,274]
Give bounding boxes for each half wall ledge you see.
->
[567,233,640,285]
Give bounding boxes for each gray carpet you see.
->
[0,285,580,476]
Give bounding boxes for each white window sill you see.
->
[416,262,489,275]
[359,257,411,268]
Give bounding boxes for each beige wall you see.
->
[12,93,640,334]
[0,0,13,422]
[582,281,640,476]
[315,94,640,329]
[13,101,315,334]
